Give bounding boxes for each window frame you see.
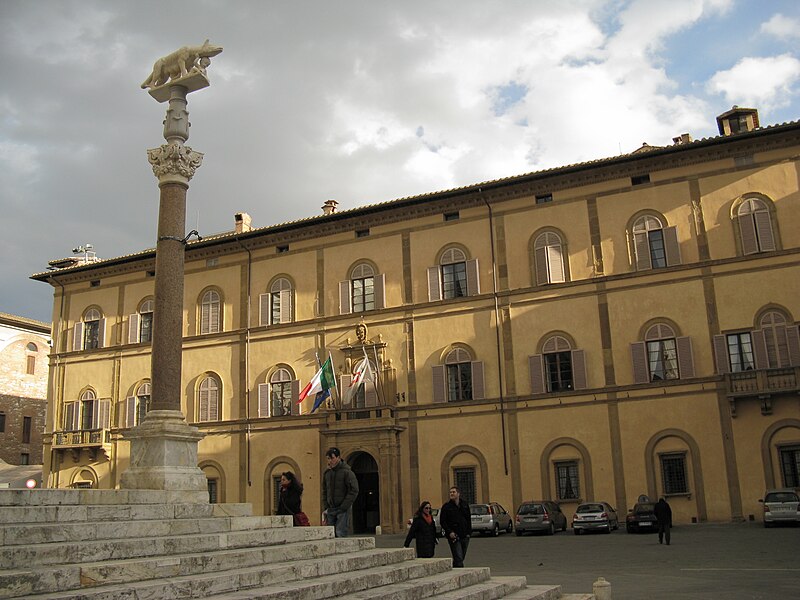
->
[659,452,689,496]
[779,445,800,488]
[533,231,566,285]
[453,467,477,505]
[735,197,776,255]
[198,375,221,422]
[630,214,681,271]
[199,290,222,335]
[554,460,580,501]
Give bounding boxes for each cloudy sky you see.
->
[2,0,799,324]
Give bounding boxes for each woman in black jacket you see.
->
[277,471,303,519]
[403,500,438,558]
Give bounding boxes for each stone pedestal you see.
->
[120,410,207,492]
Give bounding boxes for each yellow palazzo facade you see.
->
[34,107,800,533]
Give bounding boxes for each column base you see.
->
[119,410,208,492]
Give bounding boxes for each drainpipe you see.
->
[479,188,509,476]
[234,235,253,487]
[47,275,68,488]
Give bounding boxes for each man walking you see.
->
[322,447,359,537]
[654,497,672,545]
[439,486,472,568]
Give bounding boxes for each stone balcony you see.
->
[724,367,800,416]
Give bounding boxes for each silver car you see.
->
[760,489,800,527]
[470,502,513,536]
[515,500,567,536]
[572,501,619,534]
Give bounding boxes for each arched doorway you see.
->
[350,451,380,534]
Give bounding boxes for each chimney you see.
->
[672,133,692,145]
[321,199,338,216]
[716,106,759,136]
[234,212,252,233]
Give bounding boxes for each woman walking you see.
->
[277,471,308,525]
[403,501,438,558]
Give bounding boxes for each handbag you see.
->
[293,511,310,527]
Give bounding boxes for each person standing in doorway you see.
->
[322,447,359,537]
[439,486,472,567]
[404,501,438,558]
[655,497,672,545]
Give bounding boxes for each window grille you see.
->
[660,453,688,494]
[454,467,476,505]
[555,461,580,500]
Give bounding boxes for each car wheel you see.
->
[506,521,513,534]
[562,521,567,532]
[516,529,523,536]
[604,525,611,534]
[626,525,632,533]
[574,528,580,535]
[493,523,500,537]
[548,523,555,536]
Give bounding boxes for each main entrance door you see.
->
[350,451,380,534]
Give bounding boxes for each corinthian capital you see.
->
[147,143,204,183]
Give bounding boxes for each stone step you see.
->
[559,595,596,599]
[0,500,251,525]
[348,571,528,600]
[0,522,338,569]
[24,548,437,600]
[0,489,210,506]
[501,585,590,600]
[423,576,531,600]
[0,513,291,546]
[206,558,470,599]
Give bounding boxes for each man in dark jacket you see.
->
[654,497,672,545]
[439,486,472,567]
[322,447,359,537]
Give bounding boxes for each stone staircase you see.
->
[0,490,593,599]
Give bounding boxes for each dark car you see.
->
[626,502,658,533]
[515,500,567,536]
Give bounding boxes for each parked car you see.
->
[759,489,800,527]
[406,507,443,537]
[572,502,619,534]
[515,500,567,536]
[625,501,658,533]
[470,502,513,536]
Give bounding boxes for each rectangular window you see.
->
[81,400,95,430]
[356,229,370,238]
[207,479,218,504]
[276,245,289,253]
[26,355,36,375]
[727,332,754,372]
[647,339,679,380]
[270,292,281,325]
[535,193,553,204]
[140,313,153,343]
[555,461,580,500]
[660,453,688,495]
[780,446,800,488]
[20,453,30,465]
[631,174,651,185]
[444,212,460,222]
[84,320,100,349]
[22,416,32,444]
[441,263,467,299]
[545,352,573,391]
[453,467,476,505]
[447,363,472,402]
[271,382,292,417]
[352,277,375,312]
[0,412,5,432]
[273,475,282,511]
[648,229,667,268]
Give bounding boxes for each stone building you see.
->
[33,107,800,532]
[0,312,50,466]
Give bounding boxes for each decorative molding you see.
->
[147,143,204,182]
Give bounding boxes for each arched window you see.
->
[432,347,484,403]
[74,307,105,351]
[428,247,480,301]
[533,231,566,285]
[200,290,221,334]
[631,323,694,383]
[736,198,776,255]
[80,389,96,430]
[260,277,293,326]
[529,335,587,393]
[129,298,154,344]
[63,389,110,432]
[340,263,385,314]
[198,376,220,422]
[630,214,680,271]
[258,367,300,417]
[125,381,151,427]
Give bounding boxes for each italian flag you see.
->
[299,355,336,412]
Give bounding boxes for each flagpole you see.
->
[328,351,340,410]
[370,345,385,406]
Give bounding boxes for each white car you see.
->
[760,489,800,527]
[572,502,619,534]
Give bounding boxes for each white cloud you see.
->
[760,13,800,40]
[707,54,800,111]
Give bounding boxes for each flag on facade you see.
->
[299,355,336,413]
[343,350,375,405]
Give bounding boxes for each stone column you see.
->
[120,59,219,495]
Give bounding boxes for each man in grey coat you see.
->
[322,447,359,537]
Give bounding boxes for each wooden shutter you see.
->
[713,335,730,374]
[90,399,101,429]
[259,294,270,326]
[432,365,446,403]
[548,246,566,283]
[64,402,77,431]
[290,380,301,415]
[200,302,210,334]
[774,325,790,368]
[340,374,353,406]
[676,336,695,379]
[634,232,652,270]
[663,226,681,266]
[208,385,219,421]
[97,318,106,349]
[630,341,649,384]
[754,211,775,251]
[428,267,442,301]
[280,289,292,323]
[534,246,549,285]
[209,300,220,333]
[258,383,270,417]
[739,214,758,255]
[751,330,768,370]
[571,350,587,390]
[374,273,386,310]
[471,361,485,400]
[125,396,136,428]
[466,259,480,296]
[73,323,84,351]
[128,314,140,344]
[98,400,111,429]
[199,387,209,421]
[529,355,545,394]
[339,280,352,315]
[786,325,800,367]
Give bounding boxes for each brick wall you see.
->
[0,394,46,465]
